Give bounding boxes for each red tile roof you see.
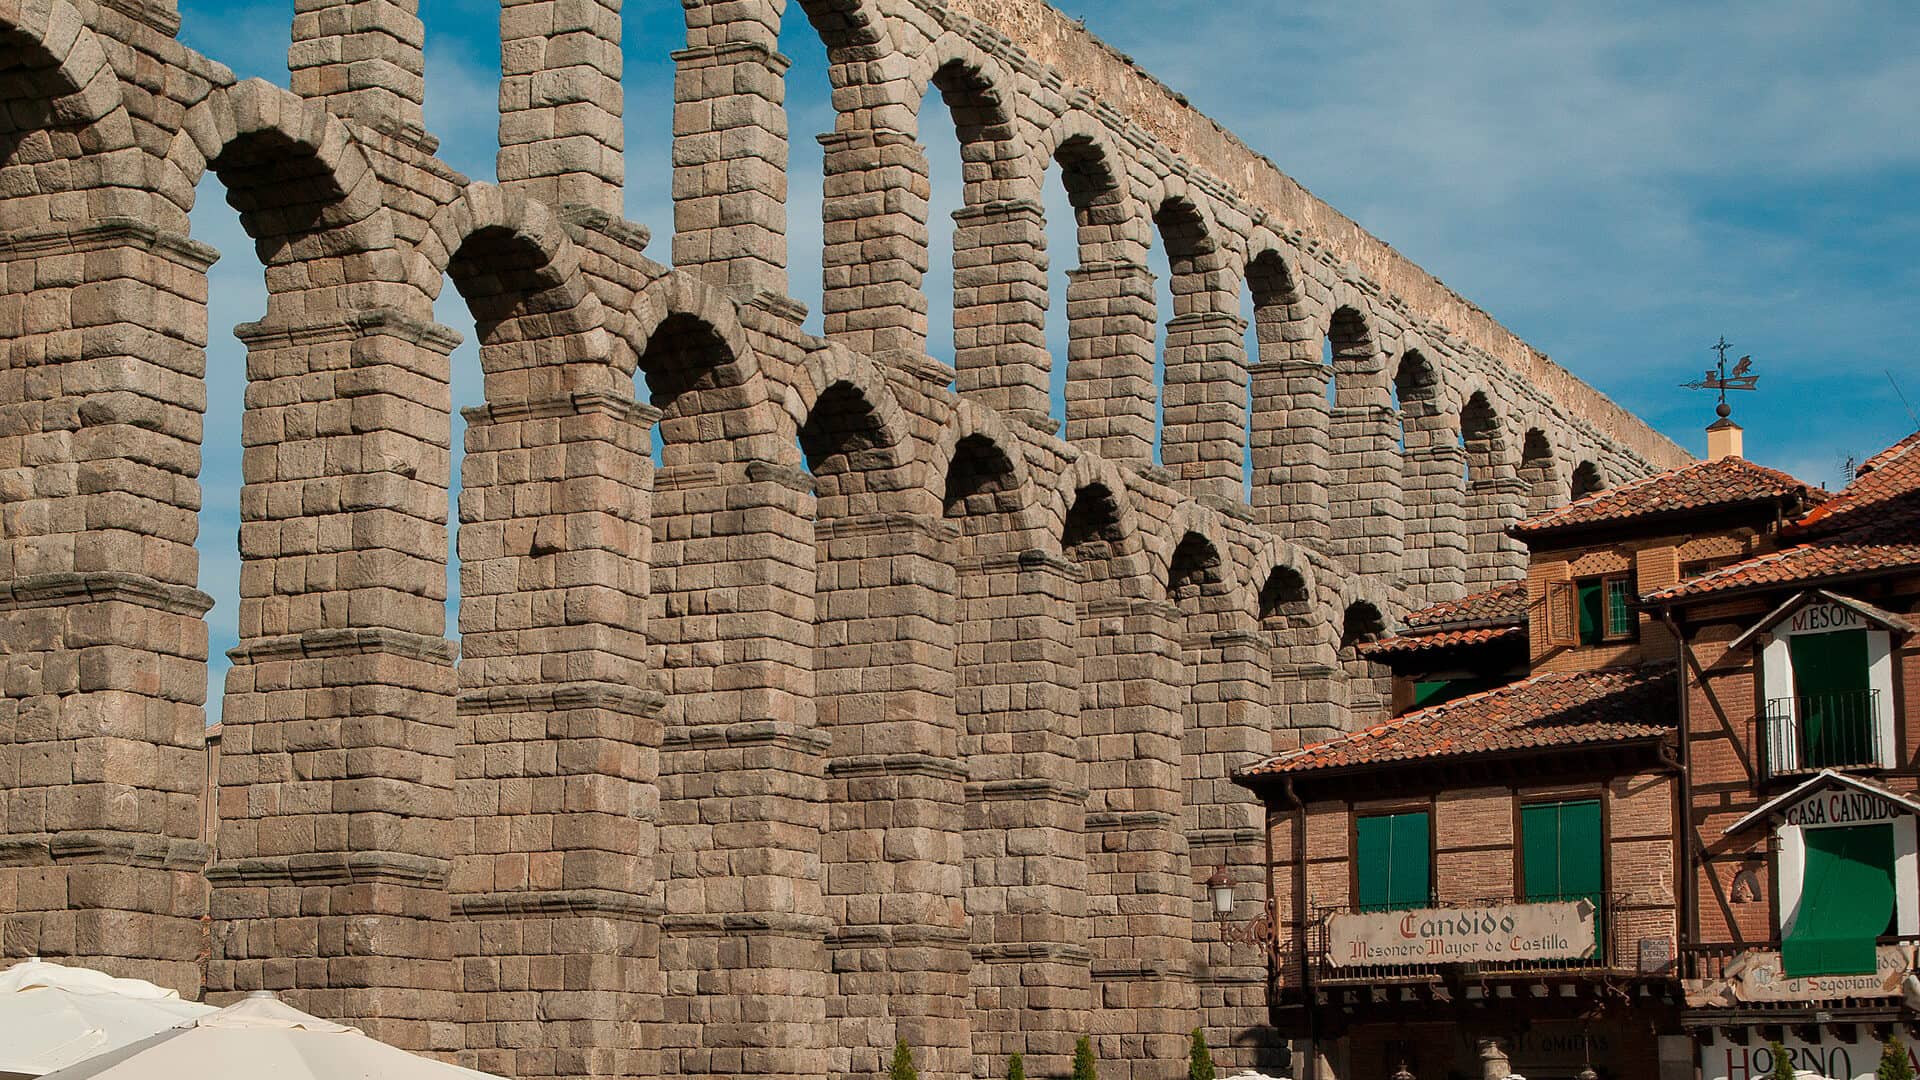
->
[1359,582,1528,658]
[1402,582,1528,630]
[1792,429,1920,538]
[1236,666,1674,778]
[1359,624,1527,657]
[1509,457,1824,539]
[1648,431,1920,602]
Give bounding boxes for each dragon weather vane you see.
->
[1682,336,1760,418]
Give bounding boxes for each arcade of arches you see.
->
[0,1,1688,1079]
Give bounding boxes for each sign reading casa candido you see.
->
[1327,900,1597,968]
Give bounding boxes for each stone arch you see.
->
[1243,243,1308,366]
[632,272,787,468]
[1572,459,1608,501]
[1459,388,1527,587]
[792,0,898,58]
[0,0,133,181]
[789,346,921,511]
[1323,288,1384,407]
[933,403,1045,545]
[1047,454,1140,554]
[1519,426,1563,517]
[1152,499,1244,611]
[1022,110,1144,237]
[1047,113,1159,462]
[907,33,1021,198]
[1460,389,1508,481]
[161,80,387,237]
[420,183,618,396]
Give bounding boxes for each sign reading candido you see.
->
[1327,900,1597,968]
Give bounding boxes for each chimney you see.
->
[1707,411,1744,461]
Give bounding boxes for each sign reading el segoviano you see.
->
[1326,900,1597,968]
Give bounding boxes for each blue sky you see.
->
[177,1,1920,719]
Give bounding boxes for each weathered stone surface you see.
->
[0,1,1687,1079]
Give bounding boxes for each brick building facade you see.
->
[0,1,1692,1079]
[1239,424,1920,1080]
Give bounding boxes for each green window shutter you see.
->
[1783,823,1896,977]
[1356,815,1391,911]
[1577,581,1605,644]
[1521,803,1560,902]
[1390,812,1431,909]
[1356,812,1431,911]
[1791,629,1873,767]
[1522,800,1602,903]
[1412,680,1452,709]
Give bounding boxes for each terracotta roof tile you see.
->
[1236,666,1674,778]
[1649,431,1920,601]
[1509,457,1823,538]
[1792,429,1920,538]
[1402,582,1528,630]
[1359,624,1527,657]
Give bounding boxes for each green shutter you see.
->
[1356,812,1431,912]
[1521,803,1560,902]
[1523,799,1601,902]
[1390,812,1431,909]
[1792,629,1873,767]
[1522,799,1603,958]
[1356,815,1391,911]
[1577,581,1605,644]
[1783,823,1896,977]
[1412,680,1452,709]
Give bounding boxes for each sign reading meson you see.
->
[1327,900,1597,967]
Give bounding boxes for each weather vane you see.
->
[1681,336,1759,418]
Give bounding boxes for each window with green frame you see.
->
[1575,575,1636,644]
[1522,799,1603,956]
[1355,810,1431,912]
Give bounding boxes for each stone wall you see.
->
[0,0,1686,1078]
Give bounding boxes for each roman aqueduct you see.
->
[0,0,1687,1077]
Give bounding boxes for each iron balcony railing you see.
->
[1305,892,1629,984]
[1761,689,1884,778]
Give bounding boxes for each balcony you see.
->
[1761,689,1885,779]
[1304,893,1639,985]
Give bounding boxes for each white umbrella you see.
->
[37,991,503,1080]
[0,959,214,1078]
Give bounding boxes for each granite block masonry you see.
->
[0,0,1687,1078]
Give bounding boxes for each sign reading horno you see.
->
[1327,900,1597,968]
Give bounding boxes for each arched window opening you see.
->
[1244,251,1301,501]
[1168,532,1222,599]
[1063,483,1124,555]
[943,433,1019,522]
[1149,198,1214,467]
[1259,566,1312,628]
[923,60,1015,380]
[1327,306,1373,409]
[1340,600,1393,724]
[1393,351,1438,455]
[189,180,261,728]
[1462,391,1500,485]
[1573,460,1606,501]
[1519,428,1560,518]
[1046,135,1127,430]
[775,9,834,336]
[1322,334,1336,406]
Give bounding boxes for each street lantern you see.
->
[1206,866,1234,918]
